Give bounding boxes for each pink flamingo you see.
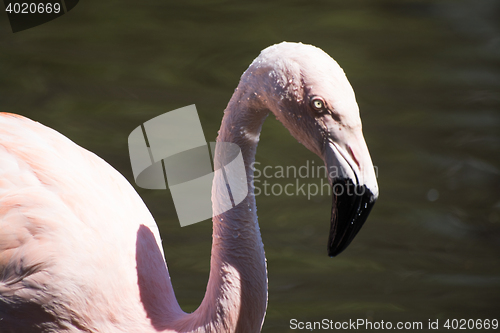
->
[0,42,378,333]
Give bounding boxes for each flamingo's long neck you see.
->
[179,84,270,333]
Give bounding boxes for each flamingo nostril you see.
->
[348,145,360,170]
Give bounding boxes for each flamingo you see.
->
[0,42,378,333]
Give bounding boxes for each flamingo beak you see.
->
[323,136,378,257]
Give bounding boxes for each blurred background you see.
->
[1,0,499,331]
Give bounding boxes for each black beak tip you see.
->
[327,179,377,257]
[328,246,344,258]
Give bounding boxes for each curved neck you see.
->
[172,88,270,333]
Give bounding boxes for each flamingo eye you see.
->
[311,97,325,111]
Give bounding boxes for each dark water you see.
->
[1,0,499,331]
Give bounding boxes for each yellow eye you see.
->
[311,97,325,111]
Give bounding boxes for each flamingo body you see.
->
[0,114,175,332]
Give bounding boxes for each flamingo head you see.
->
[249,42,379,256]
